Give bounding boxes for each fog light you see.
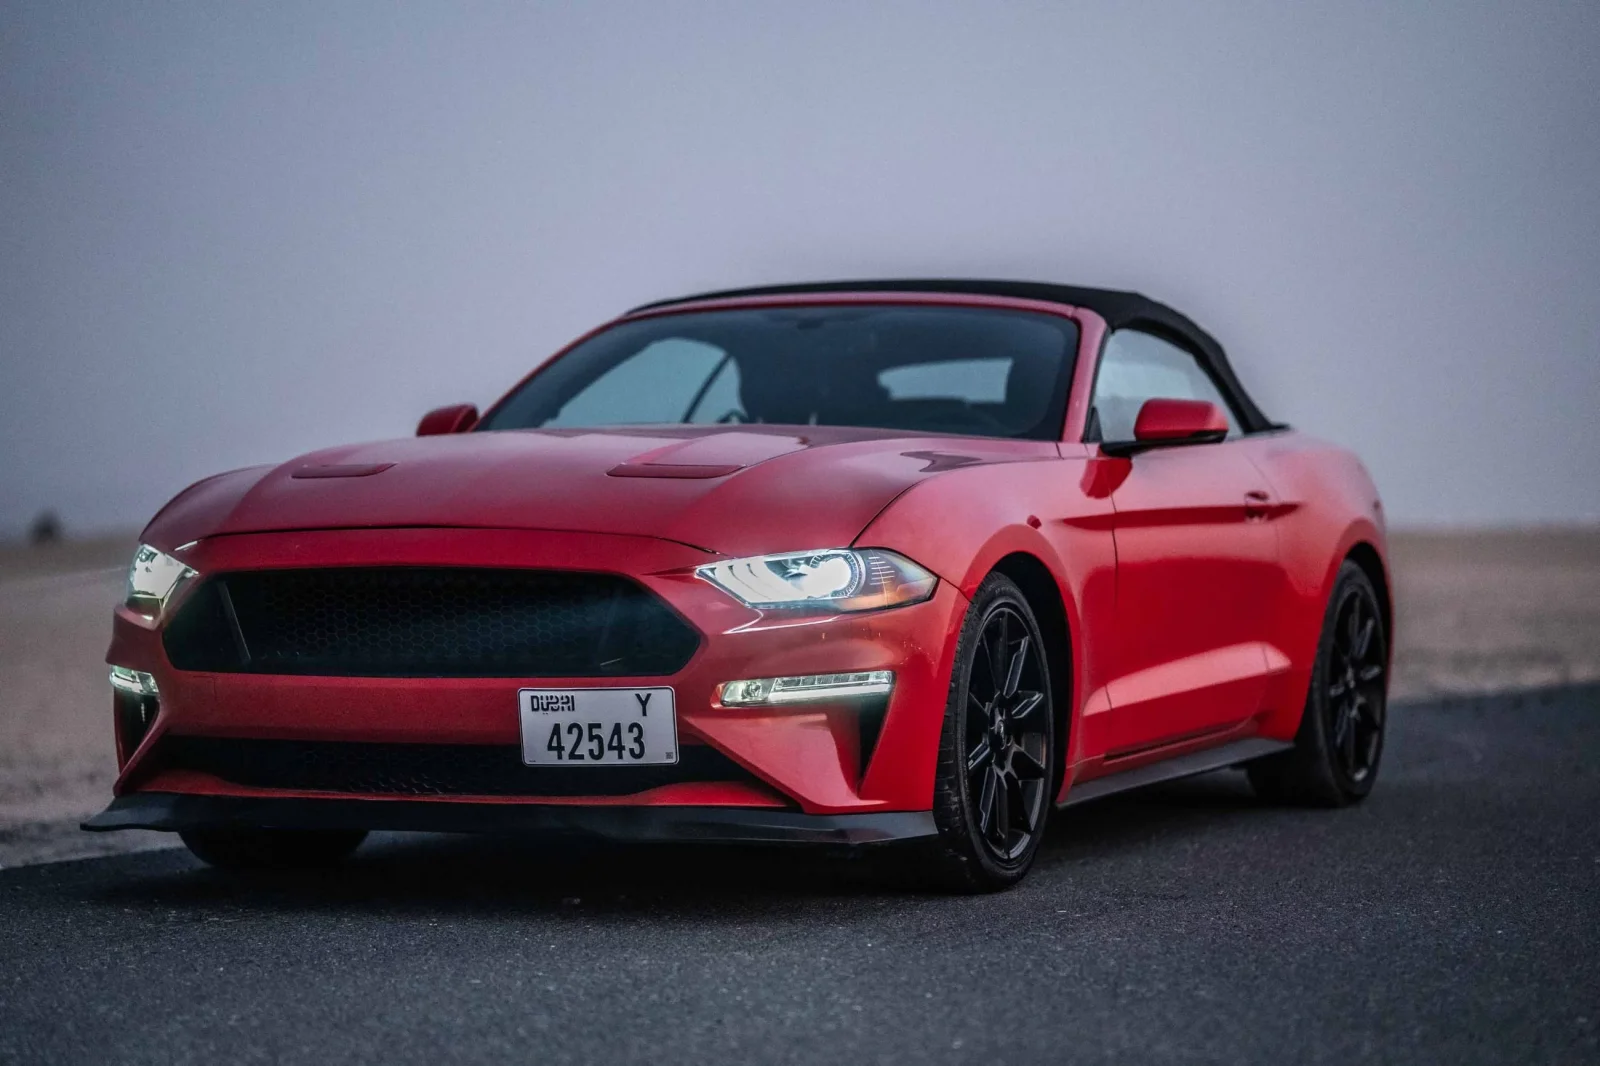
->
[110,667,161,754]
[719,670,893,707]
[109,666,159,697]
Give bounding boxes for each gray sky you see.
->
[3,0,1598,536]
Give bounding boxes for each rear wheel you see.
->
[1248,560,1388,806]
[927,573,1056,892]
[180,827,368,870]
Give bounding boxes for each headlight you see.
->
[696,548,937,612]
[125,544,197,620]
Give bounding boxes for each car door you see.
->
[1086,328,1282,755]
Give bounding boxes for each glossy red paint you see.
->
[107,526,965,814]
[103,289,1390,830]
[1132,398,1229,442]
[415,403,478,437]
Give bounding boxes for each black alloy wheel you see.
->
[928,573,1056,891]
[1327,580,1387,785]
[1248,560,1389,806]
[964,605,1052,860]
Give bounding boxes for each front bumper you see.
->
[82,792,938,846]
[103,527,968,821]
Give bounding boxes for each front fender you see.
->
[854,454,1118,774]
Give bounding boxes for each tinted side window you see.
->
[1090,330,1242,441]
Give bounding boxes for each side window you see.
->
[544,339,730,427]
[1089,330,1242,442]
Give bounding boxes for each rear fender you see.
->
[1244,434,1390,739]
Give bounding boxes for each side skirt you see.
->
[1060,737,1290,808]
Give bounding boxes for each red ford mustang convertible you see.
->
[88,280,1392,891]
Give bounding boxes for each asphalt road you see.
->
[3,687,1598,1066]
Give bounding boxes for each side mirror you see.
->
[416,403,479,437]
[1102,398,1227,456]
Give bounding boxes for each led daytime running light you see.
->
[109,666,159,697]
[720,670,894,706]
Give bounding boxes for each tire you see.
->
[179,827,368,870]
[926,573,1057,892]
[1248,560,1388,806]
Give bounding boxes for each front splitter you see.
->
[82,793,938,847]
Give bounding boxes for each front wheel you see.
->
[1248,560,1388,806]
[926,573,1056,892]
[180,827,368,870]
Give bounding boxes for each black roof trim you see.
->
[629,278,1276,433]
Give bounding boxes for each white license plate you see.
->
[518,687,678,766]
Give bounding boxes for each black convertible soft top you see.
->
[631,278,1276,433]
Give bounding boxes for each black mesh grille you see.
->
[163,568,700,678]
[158,736,763,798]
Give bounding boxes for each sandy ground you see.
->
[1386,530,1600,696]
[2,529,1597,867]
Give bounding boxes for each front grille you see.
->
[163,567,700,678]
[158,736,763,798]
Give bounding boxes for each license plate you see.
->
[518,687,678,766]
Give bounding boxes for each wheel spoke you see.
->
[1339,705,1358,770]
[1002,634,1030,698]
[1012,743,1048,781]
[1329,677,1349,699]
[992,767,1011,847]
[966,737,992,775]
[976,765,998,838]
[1331,701,1352,746]
[1009,690,1044,724]
[1345,599,1362,652]
[1353,616,1376,661]
[1007,772,1033,834]
[1358,663,1384,683]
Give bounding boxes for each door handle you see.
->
[1244,490,1271,520]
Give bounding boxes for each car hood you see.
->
[143,426,1056,559]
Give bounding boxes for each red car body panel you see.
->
[99,288,1391,833]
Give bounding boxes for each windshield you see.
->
[478,304,1080,440]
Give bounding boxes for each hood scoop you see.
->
[291,463,395,479]
[609,462,743,479]
[605,431,808,480]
